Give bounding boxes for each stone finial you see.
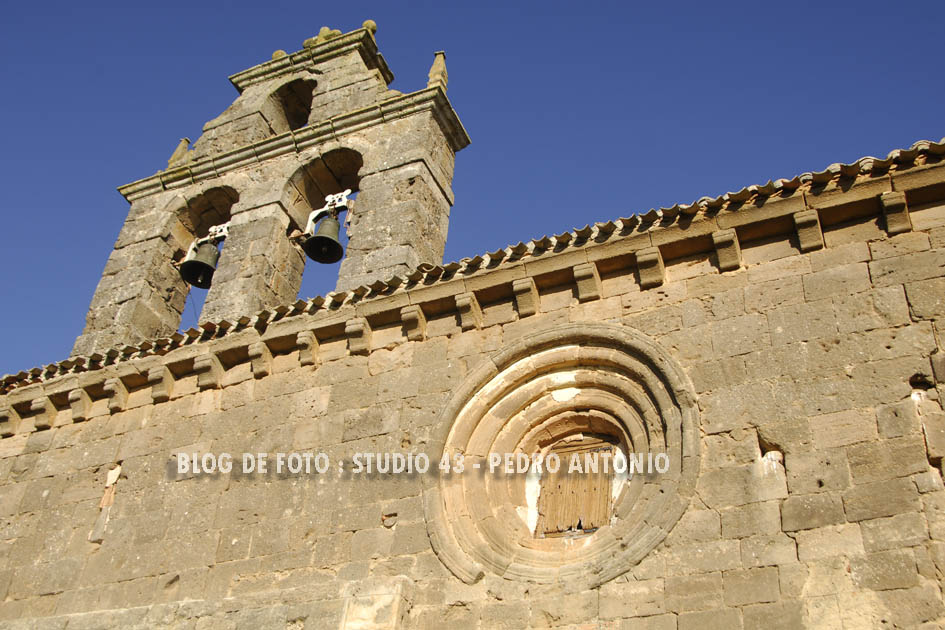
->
[427,51,448,93]
[167,138,192,168]
[271,50,287,60]
[363,19,377,35]
[303,26,342,48]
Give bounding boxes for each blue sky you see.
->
[0,1,942,375]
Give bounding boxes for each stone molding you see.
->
[1,149,943,427]
[419,324,701,587]
[117,88,469,203]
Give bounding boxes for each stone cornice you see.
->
[228,28,394,93]
[3,137,942,431]
[116,88,470,202]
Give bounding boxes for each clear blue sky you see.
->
[0,1,942,375]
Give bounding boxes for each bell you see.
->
[180,242,220,289]
[302,216,344,264]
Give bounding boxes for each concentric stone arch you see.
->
[421,323,701,588]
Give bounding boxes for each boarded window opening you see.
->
[535,434,617,537]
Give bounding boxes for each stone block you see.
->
[781,493,845,531]
[802,263,871,301]
[599,578,665,619]
[846,436,928,483]
[696,461,787,509]
[870,231,930,260]
[740,533,797,567]
[795,524,864,561]
[665,573,722,613]
[678,608,743,630]
[860,512,929,552]
[880,190,913,235]
[876,399,921,438]
[721,501,781,538]
[808,409,877,448]
[842,477,920,522]
[741,601,804,630]
[850,549,919,590]
[723,567,779,606]
[905,277,945,319]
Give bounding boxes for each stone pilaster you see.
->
[200,202,305,324]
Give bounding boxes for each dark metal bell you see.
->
[180,242,220,289]
[302,216,344,264]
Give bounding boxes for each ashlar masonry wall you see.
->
[2,154,945,628]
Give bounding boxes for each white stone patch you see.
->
[524,468,542,534]
[552,387,580,402]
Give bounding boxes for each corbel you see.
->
[194,353,224,390]
[400,305,427,341]
[346,317,372,356]
[711,229,742,272]
[68,388,92,422]
[573,262,602,302]
[103,378,128,414]
[147,365,174,403]
[0,404,20,437]
[880,191,912,235]
[512,278,540,317]
[455,292,483,331]
[296,330,319,367]
[636,247,665,289]
[793,209,824,252]
[248,341,273,379]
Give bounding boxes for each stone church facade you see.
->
[2,21,945,629]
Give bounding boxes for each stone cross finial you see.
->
[427,51,448,92]
[167,138,192,168]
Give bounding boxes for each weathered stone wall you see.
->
[72,27,468,356]
[3,155,945,628]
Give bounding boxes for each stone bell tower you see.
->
[72,20,469,356]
